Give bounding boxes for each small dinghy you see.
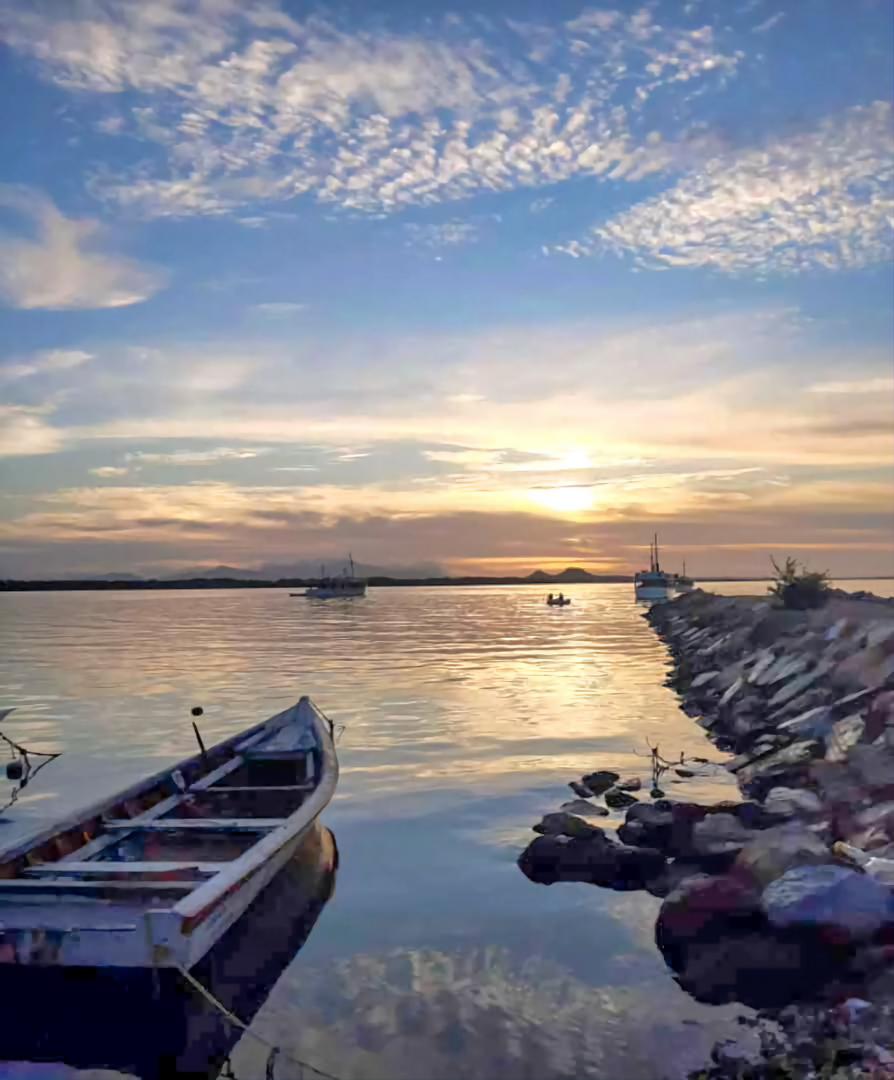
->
[0,697,337,973]
[546,597,571,606]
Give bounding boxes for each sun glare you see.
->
[529,485,595,515]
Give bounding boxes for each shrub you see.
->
[769,556,831,610]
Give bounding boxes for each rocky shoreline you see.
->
[518,587,894,1077]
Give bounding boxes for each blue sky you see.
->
[0,0,892,578]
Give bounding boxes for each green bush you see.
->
[769,556,831,610]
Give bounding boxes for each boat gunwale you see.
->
[0,698,327,877]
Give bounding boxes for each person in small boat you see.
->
[547,593,554,604]
[558,592,565,604]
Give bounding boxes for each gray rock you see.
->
[762,786,823,818]
[675,768,695,778]
[746,650,777,684]
[736,740,821,787]
[559,799,609,817]
[581,769,620,796]
[604,787,639,809]
[690,813,753,857]
[767,665,831,708]
[777,705,835,740]
[735,824,831,888]
[762,864,893,939]
[755,654,808,687]
[719,677,744,706]
[533,812,605,838]
[569,780,593,798]
[847,745,894,791]
[825,712,866,762]
[691,671,719,688]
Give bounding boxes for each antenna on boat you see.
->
[349,552,355,577]
[653,533,660,572]
[190,706,208,768]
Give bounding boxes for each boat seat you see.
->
[0,879,195,893]
[101,818,285,832]
[22,861,227,877]
[208,784,314,792]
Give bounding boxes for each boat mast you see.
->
[349,553,355,578]
[653,533,660,573]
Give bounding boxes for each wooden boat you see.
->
[0,825,339,1077]
[0,697,337,972]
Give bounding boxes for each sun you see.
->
[529,485,595,516]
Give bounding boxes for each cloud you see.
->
[125,446,271,465]
[89,465,130,478]
[404,222,480,249]
[0,404,62,456]
[0,3,741,218]
[565,102,894,274]
[0,186,164,309]
[808,376,894,395]
[753,13,785,33]
[0,349,93,382]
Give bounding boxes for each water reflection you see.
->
[0,824,338,1079]
[1,583,891,1079]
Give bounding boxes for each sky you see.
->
[0,0,892,580]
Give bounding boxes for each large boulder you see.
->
[734,824,831,889]
[581,770,620,795]
[762,786,824,819]
[762,864,894,940]
[657,874,762,943]
[690,813,753,858]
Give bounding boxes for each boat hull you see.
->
[0,698,338,971]
[635,584,674,602]
[304,584,366,599]
[0,825,338,1078]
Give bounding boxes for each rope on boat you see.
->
[175,962,342,1080]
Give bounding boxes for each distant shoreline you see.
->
[2,575,892,592]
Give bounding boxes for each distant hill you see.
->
[526,567,607,583]
[165,559,446,581]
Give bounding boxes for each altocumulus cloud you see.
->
[0,1,740,218]
[0,186,164,310]
[560,102,894,274]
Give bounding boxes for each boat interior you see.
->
[0,716,320,906]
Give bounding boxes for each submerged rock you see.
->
[581,769,620,796]
[559,799,609,817]
[762,864,893,939]
[518,833,665,890]
[614,777,642,792]
[604,787,639,809]
[532,811,605,838]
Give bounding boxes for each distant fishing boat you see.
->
[546,595,571,606]
[634,534,675,603]
[302,555,367,599]
[0,697,337,972]
[674,562,695,593]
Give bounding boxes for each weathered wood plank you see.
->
[23,861,226,877]
[0,879,193,893]
[102,818,285,832]
[205,784,313,793]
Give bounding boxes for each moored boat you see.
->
[634,535,675,603]
[0,696,337,972]
[674,561,696,593]
[302,555,367,599]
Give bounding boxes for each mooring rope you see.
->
[175,961,342,1080]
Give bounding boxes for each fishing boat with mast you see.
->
[301,555,367,599]
[674,561,695,593]
[634,534,675,603]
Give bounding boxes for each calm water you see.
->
[1,580,892,1079]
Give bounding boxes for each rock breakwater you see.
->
[517,587,894,1075]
